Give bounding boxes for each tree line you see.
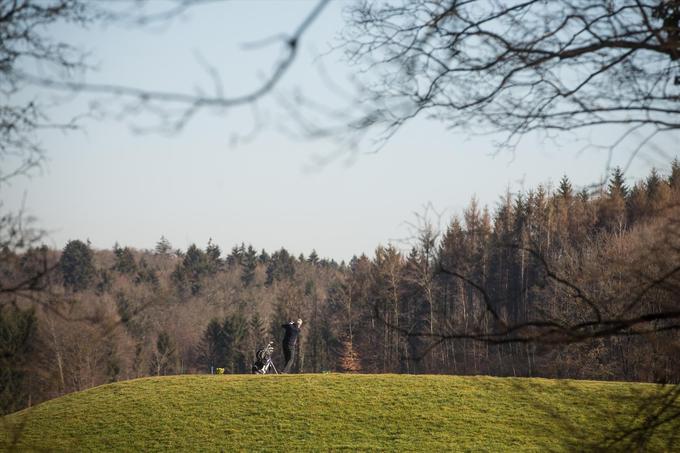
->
[2,160,680,414]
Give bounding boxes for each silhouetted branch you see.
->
[20,0,331,134]
[343,0,680,152]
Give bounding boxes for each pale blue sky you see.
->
[3,1,676,261]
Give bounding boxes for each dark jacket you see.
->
[281,322,300,347]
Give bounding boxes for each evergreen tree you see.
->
[222,314,248,373]
[135,258,159,287]
[265,248,296,285]
[18,245,51,289]
[557,175,573,199]
[95,269,112,295]
[626,183,647,225]
[258,249,270,264]
[439,218,465,271]
[60,239,96,292]
[198,315,248,373]
[598,167,629,232]
[249,314,267,348]
[669,158,680,191]
[0,306,37,415]
[150,331,175,376]
[154,236,172,255]
[205,239,222,274]
[307,249,320,265]
[227,244,244,267]
[198,319,225,371]
[646,168,662,201]
[171,244,208,296]
[241,245,258,287]
[608,167,628,198]
[115,292,132,326]
[304,279,316,297]
[113,244,137,275]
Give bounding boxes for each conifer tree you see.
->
[135,258,159,287]
[150,331,175,376]
[608,167,628,199]
[626,183,647,225]
[60,239,96,292]
[646,168,662,201]
[249,314,267,346]
[154,236,172,255]
[557,175,573,199]
[0,306,37,415]
[265,248,296,285]
[227,244,244,267]
[113,244,137,275]
[198,319,225,371]
[241,245,258,287]
[95,269,112,295]
[669,158,680,191]
[307,249,319,265]
[222,314,248,373]
[171,244,208,295]
[205,239,222,274]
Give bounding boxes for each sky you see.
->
[3,0,678,262]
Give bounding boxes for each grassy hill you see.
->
[1,374,677,452]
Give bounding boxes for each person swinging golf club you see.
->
[281,318,302,373]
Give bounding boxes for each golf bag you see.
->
[252,341,277,374]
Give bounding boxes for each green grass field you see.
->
[2,374,677,452]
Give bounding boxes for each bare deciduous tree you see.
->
[343,0,680,159]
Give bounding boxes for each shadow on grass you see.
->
[506,378,680,452]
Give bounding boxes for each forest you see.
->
[2,160,680,415]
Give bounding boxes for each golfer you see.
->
[281,318,302,373]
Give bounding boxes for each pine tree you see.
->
[154,236,172,255]
[95,269,112,295]
[249,314,267,345]
[205,239,222,274]
[0,306,37,414]
[265,248,296,285]
[307,249,319,266]
[150,331,175,376]
[135,258,159,287]
[171,244,208,295]
[646,168,662,201]
[626,182,647,224]
[198,319,225,371]
[597,168,628,232]
[557,175,573,199]
[227,245,244,267]
[222,314,248,373]
[669,158,680,191]
[60,239,96,292]
[608,167,628,199]
[241,245,258,287]
[113,244,137,275]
